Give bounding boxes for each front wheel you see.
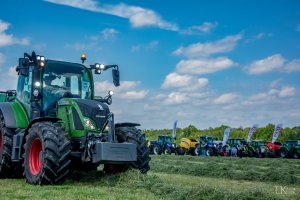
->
[206,148,214,156]
[114,126,150,174]
[153,144,161,155]
[24,122,71,185]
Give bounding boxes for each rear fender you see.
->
[115,122,140,128]
[0,102,29,128]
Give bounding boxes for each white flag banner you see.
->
[272,124,283,143]
[172,120,177,139]
[247,124,259,142]
[222,128,231,147]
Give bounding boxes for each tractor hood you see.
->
[74,99,110,130]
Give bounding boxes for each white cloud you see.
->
[94,80,146,100]
[161,73,193,89]
[94,80,140,94]
[101,28,118,39]
[279,86,296,97]
[285,59,300,72]
[176,57,236,75]
[179,78,209,92]
[214,93,238,104]
[181,22,218,35]
[246,54,300,74]
[173,33,243,58]
[244,85,296,106]
[45,0,178,31]
[163,92,188,105]
[247,54,284,74]
[161,73,209,92]
[119,90,148,100]
[0,20,29,47]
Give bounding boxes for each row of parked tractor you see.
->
[148,135,300,159]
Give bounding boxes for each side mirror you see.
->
[112,69,120,87]
[17,58,29,77]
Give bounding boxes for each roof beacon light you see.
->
[81,53,86,63]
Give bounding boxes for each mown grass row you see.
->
[151,155,300,185]
[0,155,299,200]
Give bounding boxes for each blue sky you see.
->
[0,0,299,129]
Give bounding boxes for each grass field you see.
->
[0,156,299,200]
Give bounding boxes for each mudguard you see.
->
[0,102,29,128]
[115,122,140,128]
[0,103,16,128]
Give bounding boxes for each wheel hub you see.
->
[29,138,42,175]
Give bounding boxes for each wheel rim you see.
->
[0,129,2,155]
[153,147,158,154]
[29,138,42,175]
[280,150,287,157]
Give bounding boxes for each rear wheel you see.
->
[0,111,20,178]
[0,126,14,177]
[279,148,289,158]
[164,147,172,155]
[111,126,150,174]
[292,151,299,159]
[194,144,201,156]
[23,122,71,185]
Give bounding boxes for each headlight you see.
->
[100,64,105,69]
[84,117,95,130]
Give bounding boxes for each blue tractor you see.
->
[195,136,217,156]
[149,135,177,155]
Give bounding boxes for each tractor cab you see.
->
[16,52,119,122]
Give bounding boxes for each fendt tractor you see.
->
[0,51,150,185]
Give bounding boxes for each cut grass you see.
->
[0,155,299,200]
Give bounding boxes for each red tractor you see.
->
[266,142,282,157]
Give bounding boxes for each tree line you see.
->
[144,124,300,143]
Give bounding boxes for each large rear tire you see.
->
[292,151,299,159]
[23,122,71,185]
[0,111,22,178]
[0,123,14,177]
[110,126,150,174]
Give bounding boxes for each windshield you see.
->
[42,61,92,116]
[257,141,266,146]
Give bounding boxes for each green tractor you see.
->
[279,140,300,159]
[0,51,150,185]
[248,140,268,158]
[227,138,249,157]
